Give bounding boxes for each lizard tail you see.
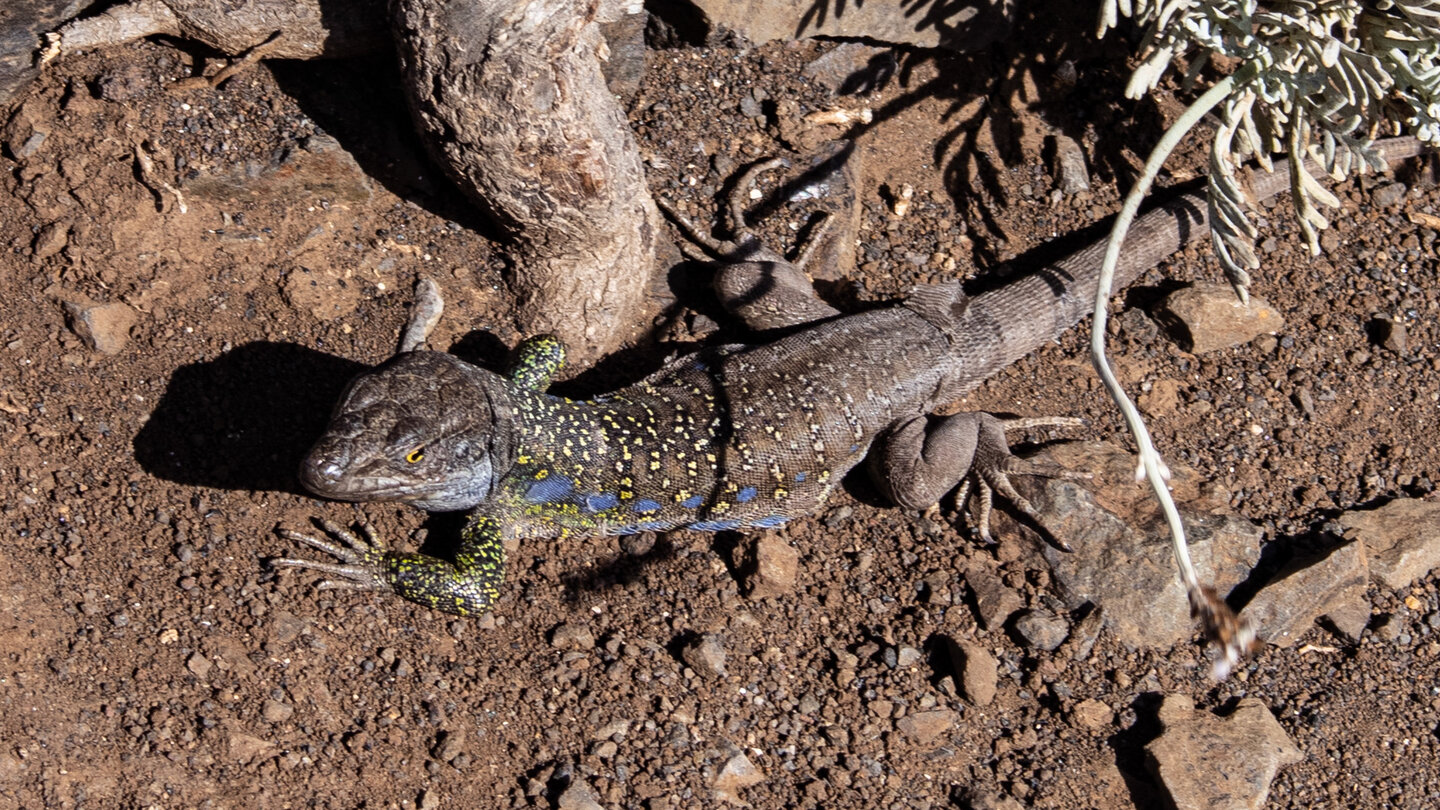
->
[972,135,1424,371]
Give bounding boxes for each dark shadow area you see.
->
[1227,493,1413,617]
[559,533,682,601]
[550,335,691,400]
[134,341,365,494]
[1108,691,1169,808]
[1222,528,1312,615]
[644,0,709,48]
[923,631,969,693]
[412,510,472,561]
[447,322,693,402]
[267,55,501,241]
[444,329,516,373]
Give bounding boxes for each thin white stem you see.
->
[1089,76,1235,603]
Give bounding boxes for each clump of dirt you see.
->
[2,8,1438,809]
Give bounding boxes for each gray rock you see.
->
[186,651,212,680]
[32,220,68,259]
[1322,597,1371,644]
[801,42,895,95]
[597,6,646,104]
[687,0,1014,51]
[1372,181,1408,208]
[620,531,656,556]
[1338,498,1440,590]
[954,640,997,707]
[1014,609,1069,651]
[737,534,798,599]
[4,99,50,161]
[1146,695,1302,810]
[227,731,277,764]
[186,133,373,204]
[556,779,605,810]
[1059,606,1104,662]
[682,633,727,680]
[591,718,631,741]
[1155,282,1285,354]
[261,699,294,723]
[1118,306,1159,343]
[1000,442,1261,650]
[1292,387,1316,418]
[1069,698,1113,730]
[895,645,922,668]
[1245,540,1368,647]
[549,621,596,651]
[64,299,136,354]
[896,708,958,744]
[965,562,1022,630]
[785,140,865,282]
[1370,315,1408,355]
[1136,377,1185,418]
[1051,133,1090,195]
[712,752,764,802]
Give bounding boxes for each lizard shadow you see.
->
[134,341,365,495]
[554,532,683,601]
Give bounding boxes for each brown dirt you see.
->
[3,10,1439,810]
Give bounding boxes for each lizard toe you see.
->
[274,519,394,594]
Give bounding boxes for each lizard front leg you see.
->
[869,412,1084,547]
[276,514,507,616]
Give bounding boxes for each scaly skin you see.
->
[278,138,1425,616]
[283,295,981,615]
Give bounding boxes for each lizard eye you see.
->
[404,447,425,464]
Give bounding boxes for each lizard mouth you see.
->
[300,462,409,502]
[298,453,434,503]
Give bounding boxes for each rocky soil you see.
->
[2,6,1439,809]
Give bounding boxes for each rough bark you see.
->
[41,0,659,366]
[392,0,660,368]
[2,1,93,110]
[45,0,386,60]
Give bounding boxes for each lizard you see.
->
[275,137,1425,618]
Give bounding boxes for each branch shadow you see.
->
[1108,691,1169,807]
[795,0,1016,52]
[266,54,499,241]
[730,0,1174,271]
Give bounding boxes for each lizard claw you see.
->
[958,416,1092,551]
[274,519,393,593]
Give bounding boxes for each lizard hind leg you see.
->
[871,412,1088,548]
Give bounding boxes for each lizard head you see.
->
[300,351,518,511]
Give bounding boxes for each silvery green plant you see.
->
[1101,0,1440,298]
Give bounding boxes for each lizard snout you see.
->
[298,448,351,498]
